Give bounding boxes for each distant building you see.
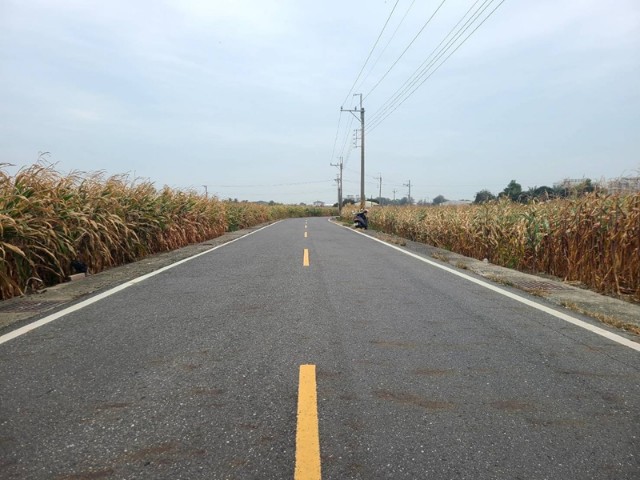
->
[553,178,599,189]
[554,176,640,194]
[313,201,325,207]
[607,177,640,194]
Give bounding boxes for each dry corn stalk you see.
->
[0,163,336,300]
[347,195,639,303]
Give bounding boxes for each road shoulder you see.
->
[334,219,640,337]
[0,223,273,333]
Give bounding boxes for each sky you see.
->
[1,0,639,204]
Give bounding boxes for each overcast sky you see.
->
[1,0,638,203]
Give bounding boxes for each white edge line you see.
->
[0,222,279,346]
[340,224,640,352]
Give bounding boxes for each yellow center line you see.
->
[303,249,310,267]
[295,364,321,480]
[304,232,308,238]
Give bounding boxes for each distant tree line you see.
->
[333,178,603,208]
[473,179,601,204]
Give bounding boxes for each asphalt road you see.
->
[1,218,638,479]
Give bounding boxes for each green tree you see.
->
[500,180,523,202]
[523,186,555,202]
[473,189,496,204]
[533,186,554,199]
[432,194,447,205]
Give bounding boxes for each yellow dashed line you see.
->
[303,249,310,267]
[295,365,321,480]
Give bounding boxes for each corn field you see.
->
[0,163,335,300]
[344,196,640,303]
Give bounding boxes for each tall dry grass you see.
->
[0,163,335,300]
[343,196,640,302]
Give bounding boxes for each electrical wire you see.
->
[341,0,400,107]
[369,0,507,132]
[209,180,334,188]
[328,110,342,164]
[355,0,418,94]
[364,0,448,101]
[369,0,492,127]
[333,0,397,175]
[367,0,486,127]
[369,0,505,131]
[341,141,352,165]
[338,114,356,164]
[343,139,355,168]
[334,1,507,195]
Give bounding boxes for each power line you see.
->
[335,3,398,178]
[338,114,356,162]
[341,0,400,108]
[368,0,492,128]
[364,0,448,101]
[343,138,355,168]
[369,0,507,132]
[209,180,334,188]
[368,0,486,127]
[355,0,418,94]
[370,0,506,132]
[328,110,342,164]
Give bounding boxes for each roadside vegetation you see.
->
[342,195,640,303]
[0,163,335,300]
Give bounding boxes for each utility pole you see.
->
[342,94,365,209]
[375,173,382,205]
[330,156,343,214]
[404,180,412,205]
[392,189,397,202]
[202,185,208,198]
